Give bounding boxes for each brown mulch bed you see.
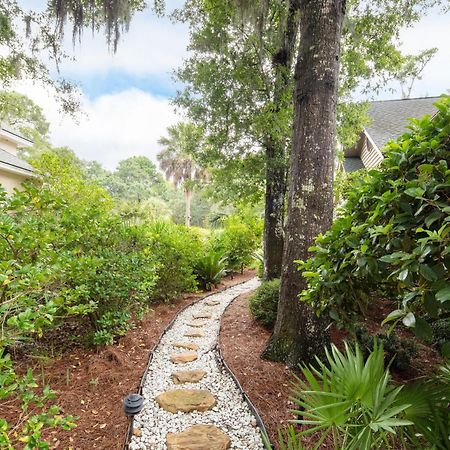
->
[219,291,295,449]
[4,270,255,450]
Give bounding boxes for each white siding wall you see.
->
[361,135,384,168]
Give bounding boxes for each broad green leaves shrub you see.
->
[299,96,450,348]
[249,279,280,327]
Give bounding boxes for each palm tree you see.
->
[157,123,208,226]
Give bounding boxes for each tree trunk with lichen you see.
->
[263,0,300,280]
[263,140,286,280]
[263,0,345,366]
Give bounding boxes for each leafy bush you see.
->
[249,279,280,327]
[431,317,450,353]
[298,96,450,351]
[147,220,204,301]
[355,325,418,371]
[194,250,227,290]
[0,152,158,348]
[213,210,263,272]
[289,342,412,449]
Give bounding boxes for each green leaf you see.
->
[414,318,432,341]
[436,286,450,303]
[402,312,416,328]
[419,264,438,282]
[423,292,439,318]
[398,268,409,281]
[381,309,404,326]
[404,187,425,198]
[440,342,450,358]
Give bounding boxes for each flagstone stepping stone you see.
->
[206,300,220,306]
[166,424,231,450]
[170,351,198,364]
[173,342,200,351]
[184,331,205,338]
[156,389,216,413]
[186,320,207,328]
[193,312,211,319]
[171,369,207,385]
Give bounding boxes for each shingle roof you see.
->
[0,149,34,173]
[366,97,439,150]
[343,157,364,172]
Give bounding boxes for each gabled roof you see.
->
[0,127,33,148]
[366,96,439,150]
[0,149,34,174]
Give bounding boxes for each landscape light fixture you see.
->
[123,393,144,416]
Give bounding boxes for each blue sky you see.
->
[16,1,450,169]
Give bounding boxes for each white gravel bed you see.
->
[129,278,264,450]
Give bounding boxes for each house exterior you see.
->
[0,127,34,195]
[343,97,439,172]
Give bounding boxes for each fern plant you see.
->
[287,342,412,450]
[194,251,227,290]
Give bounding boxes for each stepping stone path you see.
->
[129,278,264,450]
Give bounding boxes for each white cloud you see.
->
[16,81,180,170]
[397,12,450,98]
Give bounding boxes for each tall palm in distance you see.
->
[157,123,208,226]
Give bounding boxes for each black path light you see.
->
[123,393,144,416]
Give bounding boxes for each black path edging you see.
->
[216,291,274,450]
[123,276,268,450]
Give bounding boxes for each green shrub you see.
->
[298,96,450,351]
[431,317,450,353]
[0,151,160,348]
[355,325,418,371]
[213,209,263,272]
[249,279,280,327]
[147,220,203,301]
[194,250,227,290]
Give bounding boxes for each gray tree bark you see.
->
[263,0,346,366]
[263,0,300,280]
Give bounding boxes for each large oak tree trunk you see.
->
[263,141,286,279]
[263,0,345,366]
[263,0,300,280]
